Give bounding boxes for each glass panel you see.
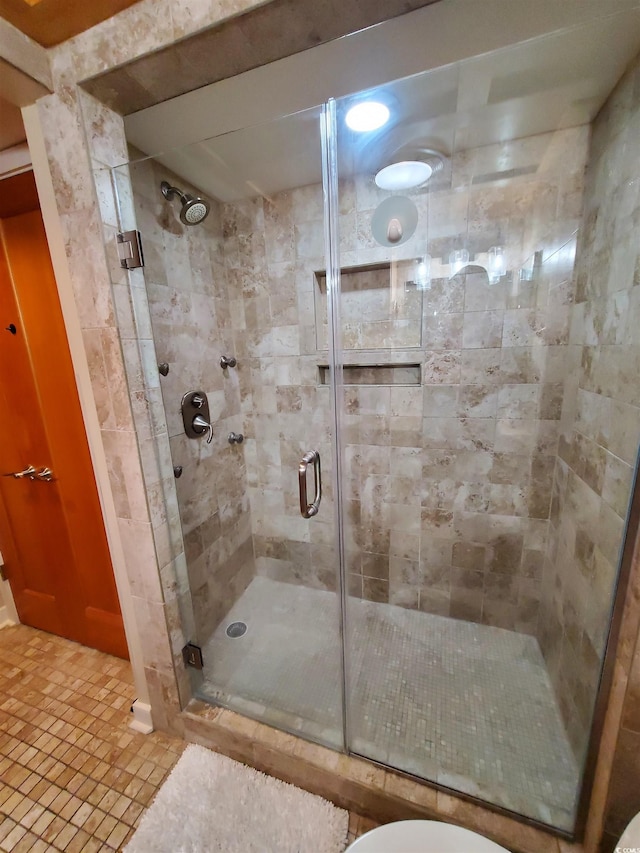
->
[335,18,640,833]
[315,264,424,350]
[113,105,345,750]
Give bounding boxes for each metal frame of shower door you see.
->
[321,98,351,755]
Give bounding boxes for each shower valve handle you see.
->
[192,414,213,444]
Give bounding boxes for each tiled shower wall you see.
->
[128,158,255,645]
[223,188,340,592]
[538,53,640,763]
[219,126,588,633]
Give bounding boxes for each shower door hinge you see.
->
[182,642,204,670]
[116,229,145,269]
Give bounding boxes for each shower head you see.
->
[160,180,210,226]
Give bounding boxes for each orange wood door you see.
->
[0,173,128,659]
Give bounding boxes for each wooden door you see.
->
[0,171,128,659]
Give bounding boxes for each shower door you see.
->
[116,105,346,751]
[330,26,636,835]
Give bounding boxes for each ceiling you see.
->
[0,0,141,46]
[123,0,640,203]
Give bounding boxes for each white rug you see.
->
[124,743,349,853]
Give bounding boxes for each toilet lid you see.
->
[619,813,640,848]
[346,820,511,852]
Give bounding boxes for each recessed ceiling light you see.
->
[345,101,390,132]
[375,160,433,191]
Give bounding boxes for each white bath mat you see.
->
[124,743,349,853]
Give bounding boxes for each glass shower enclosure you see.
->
[111,15,640,836]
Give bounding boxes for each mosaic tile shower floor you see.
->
[199,576,579,830]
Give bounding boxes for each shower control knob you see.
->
[192,414,213,444]
[228,432,244,445]
[220,355,237,369]
[191,394,205,408]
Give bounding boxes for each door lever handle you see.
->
[3,465,37,479]
[35,467,54,481]
[192,414,213,444]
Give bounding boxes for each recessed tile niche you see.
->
[318,364,422,385]
[315,261,424,351]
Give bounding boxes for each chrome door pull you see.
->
[35,467,54,481]
[192,414,213,444]
[298,450,321,519]
[3,465,37,479]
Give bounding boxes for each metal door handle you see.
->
[298,450,321,519]
[192,414,213,444]
[35,467,54,481]
[3,465,37,479]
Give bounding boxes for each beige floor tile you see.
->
[106,819,131,849]
[30,809,56,836]
[0,625,184,853]
[41,814,68,844]
[93,813,118,842]
[53,822,79,850]
[69,800,95,828]
[65,828,92,853]
[0,823,27,852]
[11,831,39,853]
[19,801,45,830]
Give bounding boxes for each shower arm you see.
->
[161,181,190,204]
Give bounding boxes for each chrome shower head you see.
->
[160,180,210,226]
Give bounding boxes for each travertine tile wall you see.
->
[127,158,255,645]
[222,191,340,592]
[538,53,640,768]
[73,90,194,729]
[219,127,588,634]
[30,78,191,731]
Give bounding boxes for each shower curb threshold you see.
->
[178,700,581,853]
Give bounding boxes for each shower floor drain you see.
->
[226,621,247,639]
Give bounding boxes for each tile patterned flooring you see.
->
[0,624,185,851]
[200,576,580,831]
[0,623,374,851]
